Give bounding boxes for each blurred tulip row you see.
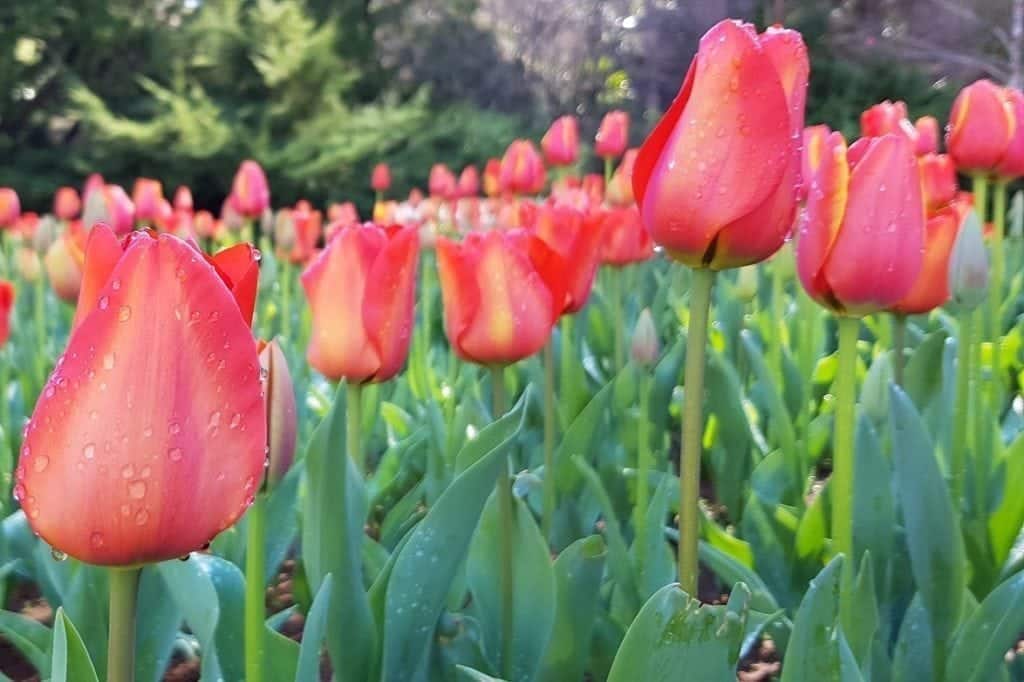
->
[0,15,1023,682]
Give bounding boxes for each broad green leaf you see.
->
[781,556,845,682]
[890,386,965,651]
[741,331,797,460]
[903,330,948,409]
[606,583,751,682]
[50,608,98,682]
[697,541,778,613]
[633,480,674,601]
[0,608,52,677]
[296,574,333,682]
[946,571,1024,682]
[382,391,528,682]
[456,665,507,681]
[891,594,933,682]
[989,432,1024,567]
[135,566,182,682]
[264,627,299,681]
[853,413,893,589]
[538,536,607,682]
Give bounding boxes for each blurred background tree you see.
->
[0,0,1001,212]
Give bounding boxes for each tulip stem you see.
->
[34,273,47,389]
[769,261,785,381]
[832,316,860,563]
[678,267,715,596]
[279,260,291,343]
[892,314,907,387]
[244,493,267,682]
[951,310,974,505]
[542,341,555,542]
[490,366,515,678]
[559,315,574,419]
[612,270,625,371]
[347,382,364,474]
[634,372,652,567]
[107,567,140,682]
[604,157,614,189]
[991,179,1007,392]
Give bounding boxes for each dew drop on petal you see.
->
[33,456,49,473]
[90,532,105,548]
[83,443,96,460]
[128,481,147,499]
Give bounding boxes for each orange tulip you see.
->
[947,79,1014,174]
[229,160,271,218]
[606,149,638,207]
[458,165,480,198]
[891,199,967,315]
[601,206,653,266]
[541,115,580,167]
[0,280,13,347]
[173,186,194,213]
[500,140,546,195]
[437,229,565,364]
[18,228,266,565]
[996,87,1024,179]
[371,163,392,193]
[132,178,165,223]
[524,203,606,314]
[286,201,323,264]
[595,111,630,159]
[915,116,940,156]
[797,132,924,315]
[258,339,296,490]
[483,159,502,198]
[0,188,20,229]
[919,153,958,213]
[54,187,82,221]
[302,224,419,383]
[633,21,808,269]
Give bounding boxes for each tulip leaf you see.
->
[467,493,555,682]
[264,625,299,682]
[890,385,966,652]
[853,412,893,589]
[0,608,53,678]
[381,390,528,682]
[606,582,752,682]
[697,541,778,614]
[633,480,674,602]
[891,593,933,682]
[780,555,847,682]
[741,330,797,461]
[50,607,98,682]
[456,666,507,682]
[296,574,333,682]
[135,566,182,682]
[903,330,948,410]
[60,563,108,679]
[946,571,1024,682]
[537,535,607,682]
[988,431,1024,569]
[300,382,374,682]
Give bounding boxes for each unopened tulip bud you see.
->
[947,209,989,310]
[32,216,60,254]
[274,210,296,251]
[0,188,20,229]
[734,265,759,302]
[259,340,297,491]
[631,308,660,366]
[16,248,40,282]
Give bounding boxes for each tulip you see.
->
[132,178,165,223]
[458,165,480,198]
[194,210,218,239]
[230,160,271,218]
[82,173,105,203]
[371,163,392,193]
[15,248,40,282]
[483,159,502,198]
[601,206,653,266]
[0,280,12,347]
[45,226,88,303]
[18,227,267,566]
[606,149,638,206]
[429,164,457,200]
[500,140,546,195]
[633,21,809,270]
[258,340,296,491]
[437,229,565,364]
[948,209,989,310]
[595,110,630,159]
[82,184,135,235]
[541,115,580,167]
[0,188,20,229]
[14,212,39,240]
[630,308,659,367]
[524,203,605,314]
[327,201,359,226]
[801,125,832,202]
[581,174,605,206]
[798,132,925,314]
[302,223,419,383]
[947,80,1014,174]
[173,186,194,213]
[54,187,82,221]
[860,100,917,146]
[286,202,322,264]
[915,116,940,155]
[919,153,958,213]
[996,87,1024,180]
[892,199,967,315]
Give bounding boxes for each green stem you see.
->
[347,382,364,473]
[280,260,291,342]
[769,262,785,381]
[634,374,652,560]
[892,314,907,387]
[559,315,574,419]
[612,270,625,372]
[832,317,860,562]
[34,272,46,389]
[604,156,614,189]
[244,493,267,682]
[678,268,715,596]
[490,366,514,678]
[375,190,383,207]
[107,567,141,682]
[951,309,974,505]
[991,179,1007,389]
[542,342,556,541]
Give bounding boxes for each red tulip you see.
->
[919,153,958,213]
[524,203,605,314]
[541,115,580,167]
[286,202,322,264]
[18,229,266,565]
[915,116,940,156]
[0,280,13,347]
[437,229,565,364]
[797,132,924,315]
[0,188,20,229]
[229,160,270,218]
[258,339,296,490]
[801,125,833,202]
[595,111,630,159]
[997,87,1024,179]
[860,100,917,146]
[458,165,480,198]
[132,179,165,223]
[372,163,392,193]
[633,21,808,269]
[194,210,218,239]
[601,206,654,266]
[500,140,546,195]
[173,186,194,213]
[429,164,458,200]
[302,224,419,383]
[891,199,967,315]
[947,79,1014,174]
[483,159,502,198]
[606,149,638,207]
[54,187,82,221]
[581,174,605,206]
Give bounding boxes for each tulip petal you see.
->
[209,243,260,327]
[20,234,266,565]
[73,224,124,332]
[892,204,961,314]
[436,236,481,358]
[796,132,849,305]
[363,227,419,382]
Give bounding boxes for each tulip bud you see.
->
[500,140,546,196]
[0,188,21,229]
[132,178,165,223]
[45,232,85,303]
[259,340,297,490]
[371,163,392,193]
[173,185,194,213]
[947,80,1013,174]
[230,160,271,218]
[947,209,989,310]
[274,209,297,252]
[15,248,40,282]
[595,110,630,159]
[734,265,759,302]
[914,116,940,156]
[32,216,60,254]
[429,164,458,200]
[541,115,580,167]
[82,185,135,235]
[483,159,502,198]
[997,87,1024,180]
[0,280,13,347]
[458,165,480,198]
[54,187,82,221]
[631,308,659,366]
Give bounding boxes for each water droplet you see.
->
[121,464,135,478]
[103,352,116,370]
[111,279,121,291]
[90,532,105,548]
[83,443,96,460]
[178,554,191,562]
[33,456,49,473]
[168,447,183,462]
[209,412,221,428]
[98,296,109,310]
[134,509,149,525]
[44,386,55,398]
[140,466,151,479]
[13,484,24,501]
[118,306,131,322]
[169,422,181,435]
[120,504,131,517]
[229,413,241,429]
[51,549,68,562]
[142,426,153,438]
[128,481,147,499]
